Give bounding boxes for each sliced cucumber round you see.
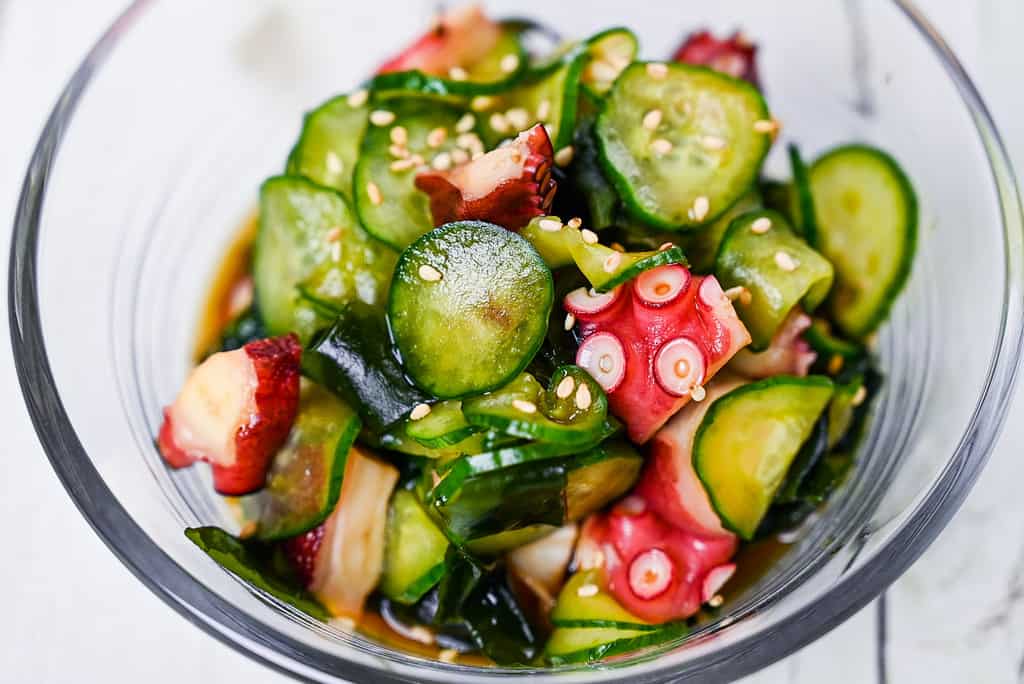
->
[580,28,638,98]
[694,375,834,539]
[388,221,554,398]
[255,176,396,342]
[596,62,771,230]
[551,569,658,631]
[380,490,450,604]
[404,400,479,448]
[286,93,368,201]
[809,144,918,338]
[353,99,469,250]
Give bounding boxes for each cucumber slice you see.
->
[353,99,469,250]
[694,376,834,539]
[465,524,556,556]
[381,490,450,604]
[519,216,575,268]
[388,221,554,398]
[404,400,479,448]
[255,176,396,342]
[378,424,488,461]
[828,373,865,448]
[773,414,829,505]
[286,93,368,201]
[461,368,610,447]
[544,622,688,666]
[804,318,864,361]
[684,188,762,273]
[580,28,639,98]
[809,144,918,338]
[551,569,657,631]
[240,380,360,540]
[714,210,834,349]
[596,62,771,230]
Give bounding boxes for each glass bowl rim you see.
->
[8,1,1024,681]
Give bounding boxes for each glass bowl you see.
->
[10,0,1024,681]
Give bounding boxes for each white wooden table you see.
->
[1,2,1022,681]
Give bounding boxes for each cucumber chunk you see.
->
[694,376,834,539]
[404,400,479,448]
[580,28,639,98]
[544,621,687,666]
[255,176,396,342]
[551,569,657,631]
[377,423,488,461]
[683,188,762,273]
[388,221,554,398]
[381,490,450,604]
[596,62,771,230]
[286,93,368,201]
[714,210,834,349]
[809,144,918,338]
[354,99,469,250]
[240,380,360,540]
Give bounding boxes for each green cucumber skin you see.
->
[544,622,688,666]
[804,320,864,360]
[694,375,835,539]
[592,246,687,292]
[381,490,450,605]
[810,144,918,339]
[787,144,819,244]
[596,62,771,231]
[579,27,639,99]
[404,400,480,448]
[286,94,368,201]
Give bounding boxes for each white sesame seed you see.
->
[691,385,707,402]
[389,126,408,146]
[418,264,443,282]
[366,181,383,206]
[489,112,510,134]
[506,107,530,131]
[576,583,599,598]
[650,138,674,156]
[500,53,520,73]
[539,218,563,232]
[390,158,417,172]
[334,616,356,631]
[426,127,447,148]
[702,135,727,151]
[646,62,669,79]
[723,286,748,303]
[581,228,599,245]
[691,195,710,221]
[456,132,483,152]
[347,89,369,107]
[410,403,432,420]
[512,399,537,414]
[438,649,458,663]
[708,594,724,608]
[325,226,342,242]
[370,110,396,126]
[554,146,575,167]
[431,152,453,171]
[564,313,576,331]
[659,242,675,251]
[751,217,773,234]
[642,109,663,131]
[567,217,583,230]
[589,60,619,83]
[556,376,576,399]
[471,95,495,111]
[455,112,476,134]
[450,148,469,165]
[389,144,409,159]
[325,151,343,176]
[410,153,426,167]
[603,251,622,273]
[852,385,868,407]
[575,383,593,410]
[753,118,779,134]
[448,66,468,81]
[536,99,551,121]
[407,625,435,645]
[774,251,799,271]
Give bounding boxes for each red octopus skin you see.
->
[377,5,502,77]
[673,29,760,88]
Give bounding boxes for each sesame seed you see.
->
[646,62,669,79]
[691,385,707,402]
[567,217,583,230]
[418,264,443,282]
[438,649,458,664]
[506,107,530,130]
[611,242,625,252]
[539,218,563,232]
[702,135,727,151]
[489,112,510,134]
[325,226,342,242]
[852,385,868,407]
[576,583,599,598]
[426,127,447,148]
[575,383,593,410]
[690,195,710,221]
[431,152,453,171]
[603,252,622,273]
[536,99,551,121]
[451,148,469,165]
[390,158,416,172]
[753,118,779,134]
[650,138,673,156]
[642,109,663,131]
[554,146,575,167]
[724,286,749,303]
[455,112,476,133]
[659,242,675,251]
[410,153,426,167]
[347,89,369,107]
[512,399,537,414]
[471,95,495,111]
[456,132,483,152]
[708,594,724,608]
[500,53,520,73]
[589,60,619,83]
[389,144,409,159]
[366,181,383,206]
[334,616,356,631]
[564,313,576,331]
[325,151,343,175]
[751,217,773,234]
[389,126,408,146]
[369,110,396,126]
[471,151,485,160]
[828,354,844,375]
[581,228,599,244]
[774,250,799,271]
[410,403,432,420]
[556,376,576,399]
[448,66,468,81]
